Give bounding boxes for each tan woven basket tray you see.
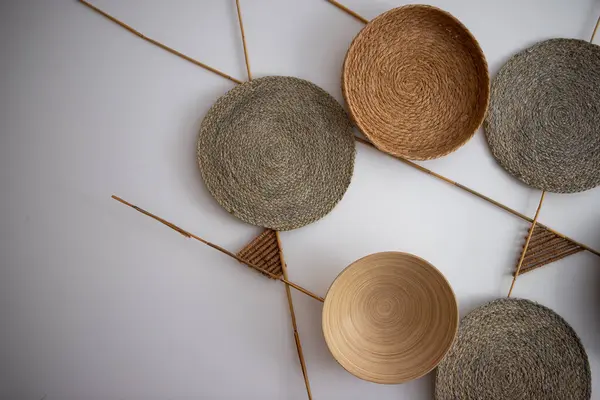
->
[322,252,458,384]
[342,5,489,160]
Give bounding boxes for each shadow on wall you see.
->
[171,86,242,227]
[578,252,600,355]
[289,13,357,103]
[458,294,498,319]
[342,0,390,20]
[579,3,600,41]
[487,36,555,77]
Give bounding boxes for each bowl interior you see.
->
[322,251,458,384]
[342,5,489,160]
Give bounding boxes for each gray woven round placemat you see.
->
[197,76,355,231]
[485,38,600,193]
[435,298,591,400]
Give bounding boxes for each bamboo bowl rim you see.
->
[322,252,459,384]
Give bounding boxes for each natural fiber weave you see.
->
[237,229,283,279]
[322,252,458,384]
[342,5,489,160]
[485,39,600,193]
[198,76,355,231]
[435,298,591,400]
[516,225,584,275]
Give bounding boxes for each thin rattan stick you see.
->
[276,232,313,400]
[235,0,252,81]
[78,0,243,84]
[233,5,311,388]
[591,15,600,42]
[325,0,369,24]
[507,191,546,297]
[354,137,600,258]
[111,195,324,302]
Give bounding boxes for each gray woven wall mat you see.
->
[435,298,591,400]
[485,38,600,193]
[198,76,355,231]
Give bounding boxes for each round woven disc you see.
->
[485,39,600,193]
[198,76,355,231]
[322,252,458,384]
[435,298,591,400]
[342,5,489,160]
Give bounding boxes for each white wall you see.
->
[1,0,599,399]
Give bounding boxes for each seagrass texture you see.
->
[237,229,283,279]
[435,298,591,400]
[198,76,355,231]
[322,252,458,384]
[342,5,489,160]
[516,225,584,275]
[485,39,600,193]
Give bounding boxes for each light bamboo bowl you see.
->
[342,5,489,160]
[322,252,458,384]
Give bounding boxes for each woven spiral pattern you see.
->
[198,76,355,231]
[485,39,600,193]
[435,298,591,400]
[342,5,489,160]
[322,252,458,384]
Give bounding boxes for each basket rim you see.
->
[341,4,490,161]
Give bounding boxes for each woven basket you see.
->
[485,38,600,193]
[435,298,591,399]
[342,5,489,160]
[198,76,355,231]
[322,252,458,384]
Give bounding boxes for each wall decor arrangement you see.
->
[484,35,600,294]
[111,196,459,387]
[78,0,600,398]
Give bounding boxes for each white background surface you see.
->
[1,0,600,399]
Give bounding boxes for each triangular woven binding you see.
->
[516,225,584,275]
[237,229,283,279]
